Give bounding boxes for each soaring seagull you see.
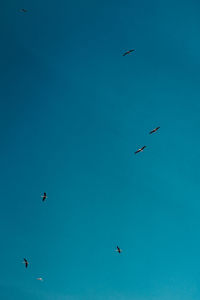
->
[149,126,160,134]
[123,49,135,56]
[115,246,122,253]
[41,192,47,202]
[23,258,29,268]
[134,146,146,154]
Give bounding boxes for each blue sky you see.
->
[1,0,200,299]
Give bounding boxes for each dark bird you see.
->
[115,246,122,253]
[20,9,28,13]
[134,146,146,154]
[23,258,29,268]
[149,126,160,134]
[123,49,135,56]
[41,192,47,202]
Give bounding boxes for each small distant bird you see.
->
[41,192,47,202]
[149,126,160,134]
[36,278,43,281]
[134,146,146,154]
[20,9,28,13]
[115,246,122,253]
[123,49,135,56]
[23,258,29,268]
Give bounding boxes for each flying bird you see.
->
[115,246,122,253]
[36,278,43,281]
[20,9,28,13]
[41,192,47,202]
[23,258,29,268]
[134,146,146,154]
[149,126,160,134]
[123,49,135,56]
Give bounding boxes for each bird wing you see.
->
[135,150,140,154]
[150,127,160,134]
[123,49,135,56]
[24,258,28,268]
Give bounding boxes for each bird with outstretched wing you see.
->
[115,246,122,253]
[134,146,146,154]
[149,126,160,134]
[23,258,29,268]
[42,192,47,202]
[123,49,135,56]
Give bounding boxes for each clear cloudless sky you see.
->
[1,0,200,299]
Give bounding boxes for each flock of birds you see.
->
[22,192,47,281]
[22,124,160,280]
[19,7,161,284]
[135,126,160,154]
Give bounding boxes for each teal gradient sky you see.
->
[1,0,200,299]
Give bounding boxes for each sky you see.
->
[1,0,200,299]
